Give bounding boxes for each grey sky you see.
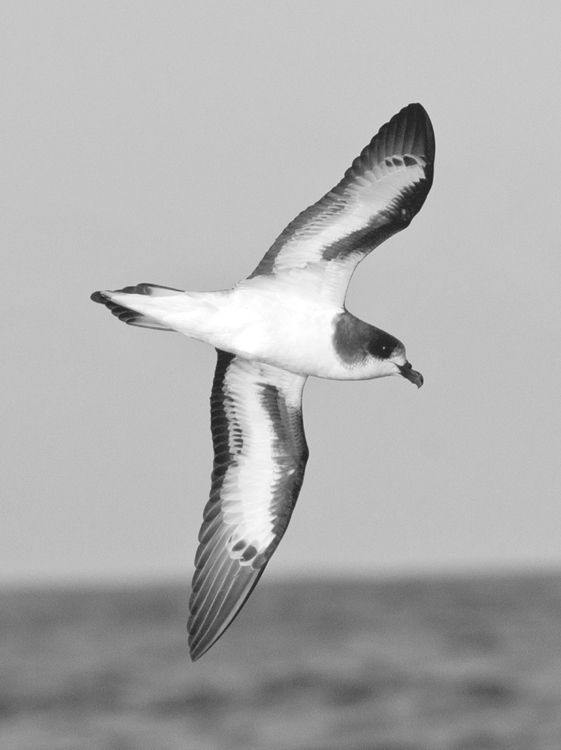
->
[2,2,560,584]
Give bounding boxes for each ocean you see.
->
[1,573,561,749]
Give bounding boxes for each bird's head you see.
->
[366,329,424,388]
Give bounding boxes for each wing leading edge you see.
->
[188,350,309,660]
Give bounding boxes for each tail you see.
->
[91,283,185,331]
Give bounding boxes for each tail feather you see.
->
[90,283,184,331]
[117,283,185,297]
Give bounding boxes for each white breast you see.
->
[142,278,388,380]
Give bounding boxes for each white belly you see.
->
[107,282,383,380]
[175,287,350,378]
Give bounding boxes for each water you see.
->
[1,574,561,749]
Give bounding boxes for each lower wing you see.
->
[188,350,309,660]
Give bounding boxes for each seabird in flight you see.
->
[91,103,435,660]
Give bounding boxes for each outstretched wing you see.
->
[247,103,435,305]
[188,350,309,660]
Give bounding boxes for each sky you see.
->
[1,1,560,586]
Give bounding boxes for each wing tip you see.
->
[187,562,267,661]
[188,628,212,662]
[349,102,435,187]
[398,102,436,163]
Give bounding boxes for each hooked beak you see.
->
[398,362,424,388]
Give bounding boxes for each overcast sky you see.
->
[2,1,560,585]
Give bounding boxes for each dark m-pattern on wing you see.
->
[321,178,432,262]
[188,350,308,660]
[198,361,307,571]
[248,103,434,279]
[258,382,309,554]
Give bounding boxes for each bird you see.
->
[91,103,435,661]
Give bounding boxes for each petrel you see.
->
[91,103,435,660]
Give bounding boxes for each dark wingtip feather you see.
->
[346,102,435,191]
[381,103,435,163]
[188,563,266,661]
[401,102,435,163]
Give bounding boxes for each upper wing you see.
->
[188,350,309,660]
[247,103,435,305]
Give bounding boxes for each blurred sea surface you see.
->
[1,573,561,750]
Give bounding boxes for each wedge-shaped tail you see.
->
[90,284,184,330]
[188,350,309,661]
